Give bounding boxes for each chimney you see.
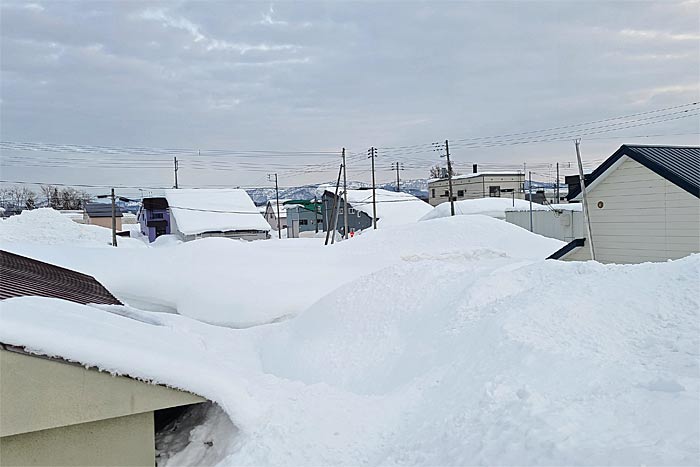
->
[472,164,478,174]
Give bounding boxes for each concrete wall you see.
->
[428,174,525,206]
[506,209,584,242]
[0,349,204,467]
[573,156,700,264]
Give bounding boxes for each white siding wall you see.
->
[506,210,584,242]
[568,156,699,264]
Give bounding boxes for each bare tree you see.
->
[4,186,36,210]
[429,165,443,179]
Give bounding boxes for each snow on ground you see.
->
[1,207,698,465]
[1,254,698,466]
[420,198,534,221]
[1,215,562,327]
[0,208,144,248]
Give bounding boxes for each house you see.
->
[548,144,700,263]
[321,188,432,236]
[83,202,122,230]
[0,251,205,466]
[428,165,525,206]
[264,199,303,231]
[286,200,324,238]
[137,197,171,242]
[165,189,270,241]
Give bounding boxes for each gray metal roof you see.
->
[84,202,123,217]
[0,250,122,305]
[569,144,700,198]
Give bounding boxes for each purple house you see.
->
[138,197,171,242]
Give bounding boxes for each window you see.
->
[349,208,356,214]
[443,190,449,197]
[489,186,501,197]
[339,207,344,214]
[431,189,435,198]
[457,190,464,197]
[299,219,309,225]
[152,212,164,219]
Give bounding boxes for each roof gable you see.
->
[569,144,700,199]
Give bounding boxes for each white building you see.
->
[428,168,525,207]
[164,189,270,241]
[549,144,700,263]
[264,199,301,231]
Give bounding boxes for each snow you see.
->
[0,208,144,248]
[165,189,270,236]
[420,198,534,221]
[1,252,698,466]
[322,188,432,227]
[1,215,562,327]
[1,204,698,466]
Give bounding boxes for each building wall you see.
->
[86,216,122,231]
[321,193,372,236]
[566,156,700,264]
[0,411,155,467]
[428,174,525,206]
[265,203,288,230]
[505,210,584,242]
[138,208,171,242]
[286,205,323,238]
[1,349,204,467]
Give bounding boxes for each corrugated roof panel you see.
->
[0,251,122,305]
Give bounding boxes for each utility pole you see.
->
[111,188,117,247]
[391,162,404,192]
[325,164,344,245]
[433,140,455,216]
[575,138,596,261]
[342,148,349,239]
[173,157,179,189]
[555,162,560,202]
[314,195,319,234]
[268,173,281,239]
[528,171,533,232]
[368,147,377,230]
[97,189,131,248]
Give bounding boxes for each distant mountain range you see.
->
[246,179,429,205]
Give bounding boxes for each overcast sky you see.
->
[1,0,699,193]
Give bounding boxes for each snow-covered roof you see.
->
[165,189,270,235]
[265,200,303,215]
[331,189,432,226]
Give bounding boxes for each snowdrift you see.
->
[2,255,698,466]
[2,215,563,327]
[420,198,534,221]
[0,208,144,248]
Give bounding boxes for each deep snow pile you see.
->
[420,198,534,221]
[0,208,144,247]
[1,215,562,327]
[1,254,698,466]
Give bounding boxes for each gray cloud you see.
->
[1,1,698,190]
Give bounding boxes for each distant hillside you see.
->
[247,179,428,205]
